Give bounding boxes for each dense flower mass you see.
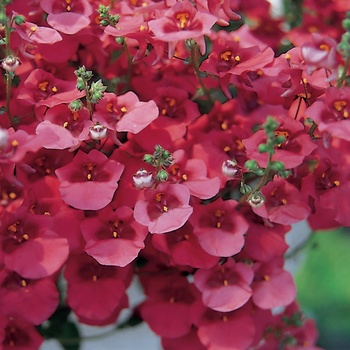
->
[0,0,349,349]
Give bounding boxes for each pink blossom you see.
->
[134,183,193,234]
[55,149,124,210]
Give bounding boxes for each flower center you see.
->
[220,50,232,62]
[176,12,189,29]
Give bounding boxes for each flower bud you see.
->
[156,169,169,182]
[90,123,108,140]
[68,99,83,111]
[0,128,8,149]
[222,159,240,178]
[133,169,154,189]
[247,192,265,208]
[1,56,20,73]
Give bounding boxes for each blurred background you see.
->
[293,227,350,350]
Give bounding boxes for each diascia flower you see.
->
[55,149,124,210]
[190,198,249,257]
[81,205,148,267]
[133,183,193,234]
[147,0,217,57]
[40,0,93,35]
[193,259,254,312]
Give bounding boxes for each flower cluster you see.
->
[0,0,349,349]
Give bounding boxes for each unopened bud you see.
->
[0,128,8,148]
[133,169,154,189]
[222,159,240,178]
[90,123,108,140]
[1,56,20,73]
[247,192,265,208]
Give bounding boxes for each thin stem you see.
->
[190,44,215,107]
[337,55,350,88]
[238,153,273,205]
[5,72,12,121]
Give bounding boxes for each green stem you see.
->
[337,55,350,88]
[238,153,273,205]
[5,72,12,121]
[190,44,215,107]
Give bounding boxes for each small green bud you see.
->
[342,18,350,31]
[115,37,125,45]
[240,182,251,195]
[263,116,279,134]
[143,154,154,164]
[270,161,285,171]
[76,77,86,91]
[258,143,269,153]
[69,100,83,111]
[14,15,26,25]
[279,169,292,178]
[90,79,107,103]
[274,135,285,145]
[156,169,169,182]
[244,160,259,171]
[252,168,265,176]
[99,19,109,26]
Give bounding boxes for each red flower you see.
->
[36,104,91,150]
[195,305,256,350]
[301,33,339,79]
[93,91,159,137]
[252,177,311,225]
[148,0,217,57]
[243,115,317,169]
[2,318,44,350]
[152,222,218,269]
[0,208,69,279]
[139,273,200,338]
[64,253,132,324]
[81,205,148,267]
[17,69,84,108]
[252,259,296,309]
[40,0,93,34]
[190,198,248,257]
[55,149,124,210]
[134,183,193,234]
[305,87,350,141]
[14,20,62,44]
[0,269,59,325]
[194,259,254,312]
[168,149,220,199]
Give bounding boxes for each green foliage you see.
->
[295,229,350,349]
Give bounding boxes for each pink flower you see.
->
[168,149,220,199]
[134,183,193,234]
[2,318,44,349]
[55,149,124,210]
[148,0,217,57]
[64,253,132,324]
[40,0,93,35]
[17,69,85,108]
[139,273,200,338]
[194,259,254,312]
[195,305,256,350]
[0,269,59,325]
[252,259,296,309]
[190,198,249,257]
[0,207,69,279]
[243,115,317,169]
[14,20,62,44]
[152,222,218,269]
[93,91,159,137]
[81,205,148,267]
[252,177,311,225]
